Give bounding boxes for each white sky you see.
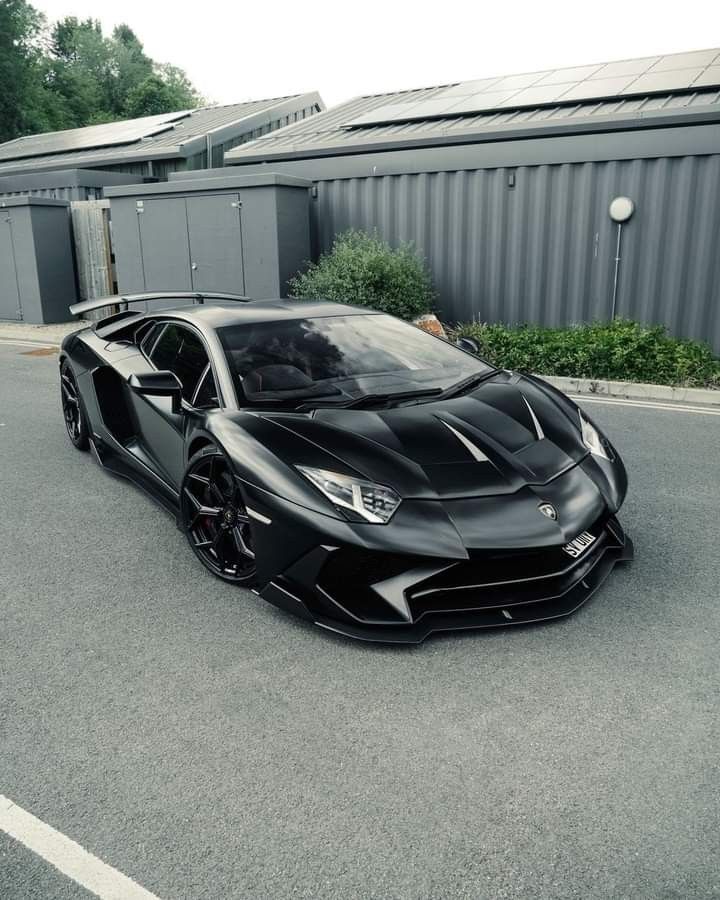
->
[33,0,720,109]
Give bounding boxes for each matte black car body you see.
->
[60,295,633,643]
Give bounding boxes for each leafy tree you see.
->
[0,2,203,142]
[44,18,110,124]
[154,63,201,109]
[107,24,153,116]
[0,0,47,142]
[124,66,200,118]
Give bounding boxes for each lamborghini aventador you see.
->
[60,291,633,642]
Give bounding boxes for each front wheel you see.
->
[180,446,257,586]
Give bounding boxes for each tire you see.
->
[180,445,257,586]
[60,360,89,451]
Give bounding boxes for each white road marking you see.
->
[0,795,160,900]
[569,395,720,416]
[0,338,60,348]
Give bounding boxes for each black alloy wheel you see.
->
[181,448,257,585]
[60,361,89,450]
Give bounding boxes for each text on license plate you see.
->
[562,531,596,558]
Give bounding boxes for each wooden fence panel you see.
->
[70,200,115,320]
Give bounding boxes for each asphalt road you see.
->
[1,343,718,900]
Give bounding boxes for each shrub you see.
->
[289,229,435,320]
[452,319,720,388]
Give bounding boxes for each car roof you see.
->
[151,299,380,328]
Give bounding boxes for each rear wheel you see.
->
[180,447,257,585]
[60,361,89,450]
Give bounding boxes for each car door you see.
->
[130,322,218,488]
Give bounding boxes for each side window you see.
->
[149,324,211,403]
[192,365,220,409]
[137,321,159,357]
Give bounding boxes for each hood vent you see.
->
[522,396,545,441]
[438,419,490,462]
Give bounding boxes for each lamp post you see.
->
[609,196,635,319]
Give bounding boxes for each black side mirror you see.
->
[455,337,479,355]
[128,370,183,414]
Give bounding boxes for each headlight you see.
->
[579,412,611,460]
[296,466,401,523]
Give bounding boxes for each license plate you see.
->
[562,531,596,558]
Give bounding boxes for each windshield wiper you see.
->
[439,369,497,400]
[343,388,444,408]
[297,387,443,411]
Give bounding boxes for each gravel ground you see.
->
[0,343,718,900]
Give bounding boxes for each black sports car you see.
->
[60,292,633,642]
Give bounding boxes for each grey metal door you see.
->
[137,198,193,294]
[186,194,245,294]
[0,215,22,320]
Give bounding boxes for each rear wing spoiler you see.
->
[69,291,252,318]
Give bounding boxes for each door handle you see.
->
[191,263,198,271]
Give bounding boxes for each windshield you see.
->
[217,313,492,409]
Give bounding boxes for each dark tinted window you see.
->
[193,366,219,409]
[218,314,491,407]
[137,322,158,356]
[149,324,210,402]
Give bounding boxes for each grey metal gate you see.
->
[138,198,193,292]
[0,215,22,320]
[186,194,244,294]
[136,195,245,296]
[106,174,311,302]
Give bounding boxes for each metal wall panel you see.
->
[0,216,22,319]
[310,154,720,351]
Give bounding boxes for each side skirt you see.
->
[90,435,180,522]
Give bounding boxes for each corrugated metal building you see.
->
[0,94,324,181]
[221,50,720,352]
[0,169,150,202]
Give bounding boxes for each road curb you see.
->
[537,374,720,407]
[0,322,87,346]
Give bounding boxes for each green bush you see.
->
[289,229,435,320]
[452,319,720,388]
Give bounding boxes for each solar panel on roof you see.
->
[537,65,603,84]
[490,71,551,91]
[497,84,573,107]
[625,69,705,94]
[652,49,719,70]
[439,78,501,98]
[591,57,659,79]
[692,65,720,87]
[446,91,520,114]
[0,110,191,163]
[560,77,635,101]
[341,47,720,130]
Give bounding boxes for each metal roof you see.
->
[0,110,191,163]
[0,94,324,176]
[342,48,720,127]
[226,52,720,164]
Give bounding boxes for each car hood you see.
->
[253,371,592,501]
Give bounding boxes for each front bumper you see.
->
[259,515,634,643]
